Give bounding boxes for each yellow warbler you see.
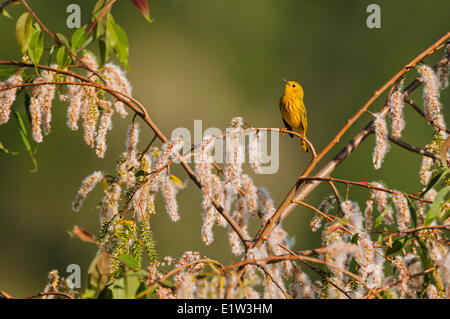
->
[279,79,308,152]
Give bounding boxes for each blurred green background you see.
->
[0,0,448,296]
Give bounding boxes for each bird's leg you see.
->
[280,128,287,136]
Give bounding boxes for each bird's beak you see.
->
[282,78,289,84]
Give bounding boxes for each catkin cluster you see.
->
[0,53,132,159]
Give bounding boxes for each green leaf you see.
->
[14,110,38,173]
[28,29,44,68]
[442,201,450,222]
[406,196,417,228]
[55,33,70,47]
[169,174,184,188]
[109,270,141,299]
[98,39,109,67]
[416,237,434,286]
[92,0,109,39]
[56,46,71,70]
[424,186,450,226]
[106,16,130,69]
[81,249,110,298]
[420,168,449,198]
[1,8,12,19]
[385,239,403,256]
[351,233,359,244]
[71,25,90,52]
[111,22,129,69]
[16,12,33,54]
[374,204,391,228]
[0,141,19,155]
[119,254,140,269]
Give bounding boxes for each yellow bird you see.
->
[279,79,308,152]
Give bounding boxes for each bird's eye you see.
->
[292,84,296,87]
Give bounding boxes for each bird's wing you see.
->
[282,118,294,138]
[299,102,307,134]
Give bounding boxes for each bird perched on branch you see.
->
[279,79,308,152]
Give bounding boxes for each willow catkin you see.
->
[388,86,405,139]
[372,113,389,169]
[161,173,180,222]
[40,66,57,136]
[419,155,433,186]
[372,181,394,225]
[95,106,114,158]
[100,182,121,226]
[364,198,374,230]
[241,174,258,216]
[437,44,449,89]
[201,205,216,245]
[228,198,247,256]
[417,64,447,133]
[125,122,140,168]
[257,187,276,222]
[102,63,131,118]
[72,171,104,212]
[66,76,82,130]
[29,93,43,143]
[392,191,410,232]
[0,74,22,124]
[249,129,262,174]
[195,135,215,209]
[225,117,244,191]
[290,265,316,299]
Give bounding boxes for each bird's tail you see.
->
[301,139,308,152]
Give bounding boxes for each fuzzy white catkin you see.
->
[195,136,215,209]
[201,206,216,245]
[372,181,394,225]
[228,198,247,256]
[417,64,447,135]
[372,113,389,169]
[388,86,405,139]
[95,106,114,158]
[364,199,374,230]
[125,122,140,168]
[241,174,258,216]
[341,200,363,230]
[40,66,57,136]
[419,155,433,186]
[249,129,262,174]
[161,173,180,222]
[437,44,449,89]
[29,94,43,143]
[0,74,22,124]
[100,182,121,226]
[80,86,99,148]
[257,187,276,222]
[66,76,82,130]
[225,117,244,191]
[102,63,131,118]
[392,191,410,232]
[72,171,104,212]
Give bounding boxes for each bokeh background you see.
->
[0,0,448,296]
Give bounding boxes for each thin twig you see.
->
[24,291,75,299]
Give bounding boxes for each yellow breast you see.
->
[279,95,302,130]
